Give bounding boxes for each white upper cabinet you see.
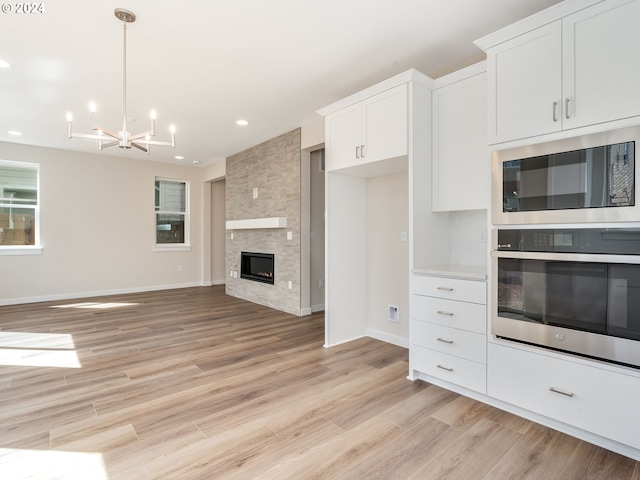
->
[488,22,562,143]
[562,0,640,130]
[432,63,488,211]
[325,103,362,170]
[324,84,408,172]
[480,0,640,145]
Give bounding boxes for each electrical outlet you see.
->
[479,228,487,244]
[253,187,258,199]
[177,265,183,272]
[319,278,324,288]
[388,305,399,323]
[288,280,292,289]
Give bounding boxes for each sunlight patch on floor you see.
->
[0,348,81,368]
[0,332,80,368]
[0,448,108,479]
[51,302,139,309]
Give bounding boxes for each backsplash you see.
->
[450,209,487,266]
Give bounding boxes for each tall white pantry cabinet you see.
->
[318,70,451,348]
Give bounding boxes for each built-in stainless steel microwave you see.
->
[492,127,640,225]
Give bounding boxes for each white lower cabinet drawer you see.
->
[412,320,486,363]
[411,275,486,304]
[488,343,640,450]
[411,345,486,393]
[411,295,487,334]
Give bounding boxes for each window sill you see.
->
[153,244,192,252]
[0,246,43,256]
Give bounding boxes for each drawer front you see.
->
[411,295,486,334]
[411,275,486,304]
[488,343,640,450]
[412,321,486,363]
[411,345,486,393]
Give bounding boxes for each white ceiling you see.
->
[0,0,562,167]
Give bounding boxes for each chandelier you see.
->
[66,8,175,153]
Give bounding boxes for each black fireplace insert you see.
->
[240,252,275,285]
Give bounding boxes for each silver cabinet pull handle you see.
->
[437,364,453,372]
[549,387,574,398]
[437,337,453,344]
[361,144,365,157]
[553,101,558,122]
[437,286,454,291]
[355,146,360,158]
[565,98,570,119]
[436,310,454,316]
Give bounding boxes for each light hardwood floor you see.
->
[0,285,638,479]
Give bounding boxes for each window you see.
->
[154,178,189,250]
[0,161,40,254]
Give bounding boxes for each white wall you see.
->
[0,142,207,304]
[366,172,409,345]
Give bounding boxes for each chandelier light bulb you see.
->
[66,112,73,122]
[169,124,176,134]
[89,102,97,113]
[150,110,157,120]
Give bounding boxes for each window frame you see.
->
[153,177,191,252]
[0,160,41,256]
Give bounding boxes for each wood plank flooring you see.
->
[0,285,638,479]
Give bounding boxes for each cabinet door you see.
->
[432,72,487,211]
[488,22,562,144]
[563,0,640,130]
[325,103,362,171]
[362,84,408,163]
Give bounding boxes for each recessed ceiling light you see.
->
[174,155,184,160]
[0,59,10,69]
[8,130,22,136]
[192,160,200,165]
[236,120,249,126]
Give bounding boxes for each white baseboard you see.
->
[311,304,325,313]
[300,307,312,316]
[211,279,226,286]
[0,282,204,306]
[366,328,409,349]
[324,334,366,348]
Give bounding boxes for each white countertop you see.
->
[412,264,487,281]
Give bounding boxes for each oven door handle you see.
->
[491,250,640,265]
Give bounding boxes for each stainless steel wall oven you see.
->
[492,228,640,368]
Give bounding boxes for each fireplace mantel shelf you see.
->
[226,217,287,230]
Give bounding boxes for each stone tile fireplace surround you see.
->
[225,129,302,315]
